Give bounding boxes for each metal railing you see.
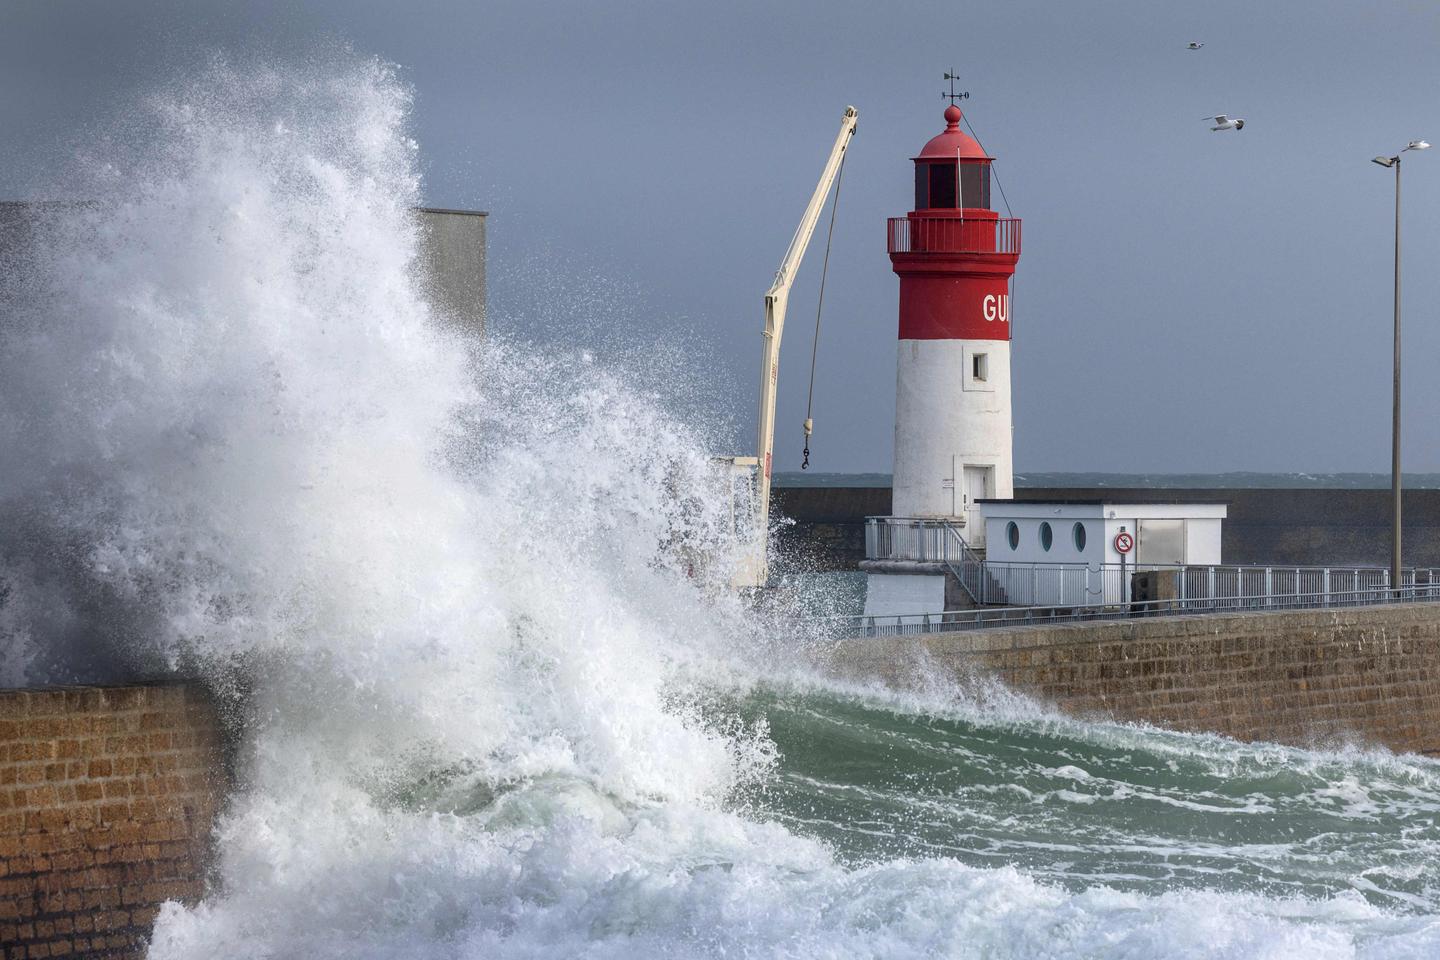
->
[866,516,977,564]
[864,516,1440,623]
[965,561,1438,608]
[887,216,1021,256]
[865,516,989,603]
[836,584,1440,638]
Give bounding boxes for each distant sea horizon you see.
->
[773,471,1440,489]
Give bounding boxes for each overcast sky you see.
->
[5,1,1440,474]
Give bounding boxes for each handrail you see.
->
[939,520,986,605]
[864,517,1440,609]
[833,585,1440,639]
[887,216,1021,256]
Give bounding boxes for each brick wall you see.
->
[0,683,227,959]
[831,603,1440,754]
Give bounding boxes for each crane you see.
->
[726,105,858,588]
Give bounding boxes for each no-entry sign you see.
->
[1114,531,1135,554]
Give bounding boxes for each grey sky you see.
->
[5,1,1440,474]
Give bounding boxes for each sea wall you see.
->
[0,683,227,959]
[830,602,1440,753]
[774,485,1440,569]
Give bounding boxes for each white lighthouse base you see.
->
[892,338,1013,546]
[862,570,945,618]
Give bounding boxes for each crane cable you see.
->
[800,145,849,470]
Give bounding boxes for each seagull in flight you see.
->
[1186,41,1204,50]
[1203,114,1245,131]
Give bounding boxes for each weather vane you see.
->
[942,72,969,106]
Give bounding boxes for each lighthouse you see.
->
[861,102,1023,618]
[861,104,1230,619]
[889,103,1021,544]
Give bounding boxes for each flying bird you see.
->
[1203,114,1245,131]
[1186,41,1204,50]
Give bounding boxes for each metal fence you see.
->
[837,584,1440,639]
[866,516,966,563]
[863,515,1440,629]
[866,516,990,604]
[886,216,1021,256]
[969,560,1436,608]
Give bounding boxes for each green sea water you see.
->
[737,687,1440,913]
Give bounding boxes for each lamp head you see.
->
[1373,156,1397,167]
[1405,140,1431,152]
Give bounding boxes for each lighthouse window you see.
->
[1006,522,1019,551]
[959,163,991,210]
[916,161,957,209]
[971,353,989,382]
[1040,522,1053,552]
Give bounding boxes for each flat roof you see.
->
[977,499,1228,520]
[977,498,1230,506]
[415,206,489,217]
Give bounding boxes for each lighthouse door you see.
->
[962,465,991,522]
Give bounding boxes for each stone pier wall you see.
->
[0,683,227,959]
[830,602,1440,753]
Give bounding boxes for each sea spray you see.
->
[3,53,1440,960]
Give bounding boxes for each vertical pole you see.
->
[1392,158,1404,597]
[1120,541,1127,610]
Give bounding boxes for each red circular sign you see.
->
[1114,532,1134,554]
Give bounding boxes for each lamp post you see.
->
[1372,140,1430,595]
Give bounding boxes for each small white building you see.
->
[980,500,1227,567]
[975,500,1228,607]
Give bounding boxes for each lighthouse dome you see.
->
[914,105,990,161]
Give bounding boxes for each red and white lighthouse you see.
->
[888,103,1021,547]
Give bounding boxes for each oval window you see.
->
[1006,521,1019,551]
[1073,522,1087,552]
[1040,522,1053,552]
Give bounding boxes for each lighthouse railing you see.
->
[887,216,1021,256]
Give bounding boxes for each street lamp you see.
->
[1372,139,1429,595]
